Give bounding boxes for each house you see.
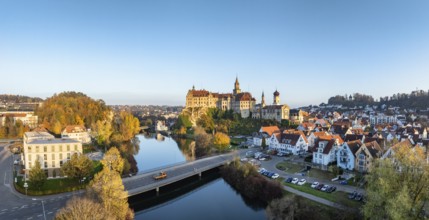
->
[296,122,315,132]
[337,140,362,171]
[22,132,83,178]
[354,141,383,173]
[253,126,280,147]
[0,111,38,129]
[381,139,414,160]
[312,138,337,166]
[269,130,308,155]
[307,131,329,147]
[61,125,91,144]
[344,134,365,142]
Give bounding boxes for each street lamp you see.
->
[32,198,46,220]
[23,182,28,196]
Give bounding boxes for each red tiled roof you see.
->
[261,126,280,137]
[63,125,86,133]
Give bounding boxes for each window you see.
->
[60,161,63,167]
[36,146,39,153]
[29,162,32,168]
[44,154,47,160]
[44,161,48,168]
[28,154,32,161]
[28,146,32,152]
[67,145,70,151]
[59,153,63,160]
[51,146,55,152]
[52,154,55,160]
[59,145,63,151]
[67,153,70,160]
[74,145,77,151]
[52,161,55,168]
[44,146,47,152]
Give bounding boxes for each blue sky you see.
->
[1,0,429,107]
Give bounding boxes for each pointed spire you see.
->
[192,85,195,90]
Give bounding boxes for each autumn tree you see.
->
[101,147,124,174]
[55,196,107,220]
[213,132,230,152]
[363,142,429,219]
[61,154,93,182]
[28,159,47,190]
[194,126,212,157]
[92,120,113,146]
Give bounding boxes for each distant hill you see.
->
[0,94,43,103]
[328,90,429,110]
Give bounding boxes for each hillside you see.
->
[0,94,43,103]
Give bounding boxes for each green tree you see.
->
[28,159,47,190]
[197,114,215,133]
[61,154,93,182]
[213,132,230,152]
[101,147,124,174]
[363,144,429,219]
[194,127,212,157]
[261,137,267,150]
[116,111,140,141]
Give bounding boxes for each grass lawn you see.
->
[307,169,336,181]
[276,162,304,173]
[15,176,87,196]
[284,182,362,209]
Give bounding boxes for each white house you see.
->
[61,125,91,144]
[312,138,337,166]
[307,131,329,147]
[253,126,280,147]
[337,140,362,171]
[269,131,308,155]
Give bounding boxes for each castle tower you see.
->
[233,77,241,95]
[261,91,266,107]
[273,90,280,105]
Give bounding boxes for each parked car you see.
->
[291,178,299,184]
[13,159,20,165]
[340,180,348,185]
[297,179,306,186]
[311,182,319,188]
[271,173,280,179]
[316,184,324,190]
[240,157,248,162]
[285,177,293,183]
[326,186,337,193]
[259,157,266,161]
[348,191,358,200]
[258,168,267,173]
[321,185,329,191]
[354,193,363,201]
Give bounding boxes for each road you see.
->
[0,144,81,220]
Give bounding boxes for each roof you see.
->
[28,138,81,145]
[283,130,308,143]
[261,126,280,136]
[277,133,301,146]
[235,92,254,101]
[312,138,336,154]
[63,125,87,133]
[24,132,54,139]
[312,131,328,137]
[344,134,364,142]
[189,90,210,97]
[263,105,285,110]
[364,141,383,158]
[347,140,363,155]
[332,124,350,135]
[332,135,344,145]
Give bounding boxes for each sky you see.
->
[1,0,429,107]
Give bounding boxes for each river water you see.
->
[130,134,267,220]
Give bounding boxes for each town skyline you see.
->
[1,0,429,107]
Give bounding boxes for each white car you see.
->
[271,173,280,179]
[321,185,330,191]
[240,158,248,162]
[297,179,306,186]
[13,159,20,165]
[311,182,319,188]
[291,178,299,184]
[258,168,267,173]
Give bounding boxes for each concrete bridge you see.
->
[123,151,239,197]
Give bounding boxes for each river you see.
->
[130,134,267,219]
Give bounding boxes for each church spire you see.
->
[233,77,241,95]
[261,91,266,107]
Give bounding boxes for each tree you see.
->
[117,111,140,141]
[92,120,113,146]
[194,127,212,157]
[213,132,230,152]
[101,147,124,174]
[261,137,267,150]
[28,159,47,190]
[55,196,107,220]
[266,195,296,220]
[363,144,429,219]
[61,154,93,182]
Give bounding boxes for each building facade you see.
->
[0,111,38,128]
[185,77,256,118]
[22,132,83,178]
[61,125,91,144]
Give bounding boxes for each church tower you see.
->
[233,77,241,95]
[273,90,280,105]
[261,91,266,107]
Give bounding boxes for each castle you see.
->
[185,77,290,121]
[185,77,256,118]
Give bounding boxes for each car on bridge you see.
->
[153,171,167,180]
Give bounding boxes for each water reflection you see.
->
[133,134,196,173]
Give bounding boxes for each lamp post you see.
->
[23,182,28,196]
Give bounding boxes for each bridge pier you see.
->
[199,172,202,180]
[156,187,159,196]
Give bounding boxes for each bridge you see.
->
[123,151,239,197]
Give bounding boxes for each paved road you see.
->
[124,151,240,196]
[0,144,82,220]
